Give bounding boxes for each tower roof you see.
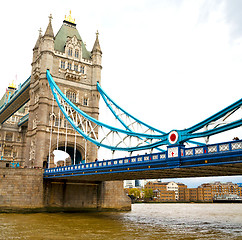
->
[54,16,91,60]
[44,14,54,38]
[33,28,42,50]
[92,30,102,53]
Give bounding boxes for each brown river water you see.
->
[0,203,241,240]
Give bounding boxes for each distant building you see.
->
[135,180,141,187]
[145,181,181,201]
[204,182,240,198]
[124,180,134,188]
[130,180,241,202]
[177,183,187,201]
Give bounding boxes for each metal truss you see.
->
[47,70,242,151]
[180,99,242,143]
[47,70,166,152]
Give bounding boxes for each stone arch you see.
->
[45,141,85,167]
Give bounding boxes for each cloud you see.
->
[224,0,242,40]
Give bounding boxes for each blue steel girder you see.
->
[44,139,242,180]
[0,77,30,124]
[97,80,242,146]
[47,70,168,152]
[46,70,242,150]
[97,81,205,148]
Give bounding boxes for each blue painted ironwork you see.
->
[47,70,242,150]
[18,113,29,126]
[0,76,31,123]
[97,82,165,134]
[47,70,167,151]
[44,139,242,178]
[97,82,205,148]
[10,160,20,168]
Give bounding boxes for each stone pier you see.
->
[0,168,131,212]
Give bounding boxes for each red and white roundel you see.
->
[168,131,178,145]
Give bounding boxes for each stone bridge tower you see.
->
[26,13,102,168]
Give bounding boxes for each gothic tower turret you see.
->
[26,14,55,168]
[91,31,102,85]
[32,28,42,63]
[25,13,102,168]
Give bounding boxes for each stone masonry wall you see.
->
[0,168,43,210]
[97,181,131,211]
[44,180,99,210]
[0,168,131,212]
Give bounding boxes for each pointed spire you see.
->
[44,14,54,38]
[92,30,102,53]
[34,28,42,49]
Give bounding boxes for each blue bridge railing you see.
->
[44,139,242,178]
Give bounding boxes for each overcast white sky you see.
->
[1,0,242,186]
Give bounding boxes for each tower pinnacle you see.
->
[38,28,42,36]
[49,14,53,22]
[44,14,54,38]
[92,30,102,53]
[65,10,75,24]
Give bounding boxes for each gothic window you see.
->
[83,98,88,106]
[80,66,85,74]
[61,61,65,69]
[64,119,71,128]
[5,133,13,141]
[67,62,72,70]
[4,148,12,157]
[74,64,78,72]
[54,117,61,127]
[75,50,79,58]
[68,48,73,56]
[66,91,77,103]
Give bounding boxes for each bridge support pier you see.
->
[97,181,131,211]
[43,179,131,212]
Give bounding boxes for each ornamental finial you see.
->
[65,10,75,24]
[8,80,16,89]
[49,14,53,22]
[38,28,42,36]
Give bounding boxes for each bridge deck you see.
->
[44,140,242,181]
[44,163,242,182]
[0,77,30,124]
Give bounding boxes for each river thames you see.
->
[0,203,241,239]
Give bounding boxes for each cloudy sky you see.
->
[1,0,242,186]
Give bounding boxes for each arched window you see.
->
[67,62,72,70]
[54,117,61,127]
[5,133,13,141]
[80,66,85,74]
[83,97,88,106]
[68,48,73,56]
[61,61,65,69]
[66,91,77,103]
[75,50,79,58]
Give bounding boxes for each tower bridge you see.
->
[0,12,242,212]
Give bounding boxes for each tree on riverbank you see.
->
[143,188,154,201]
[128,188,141,199]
